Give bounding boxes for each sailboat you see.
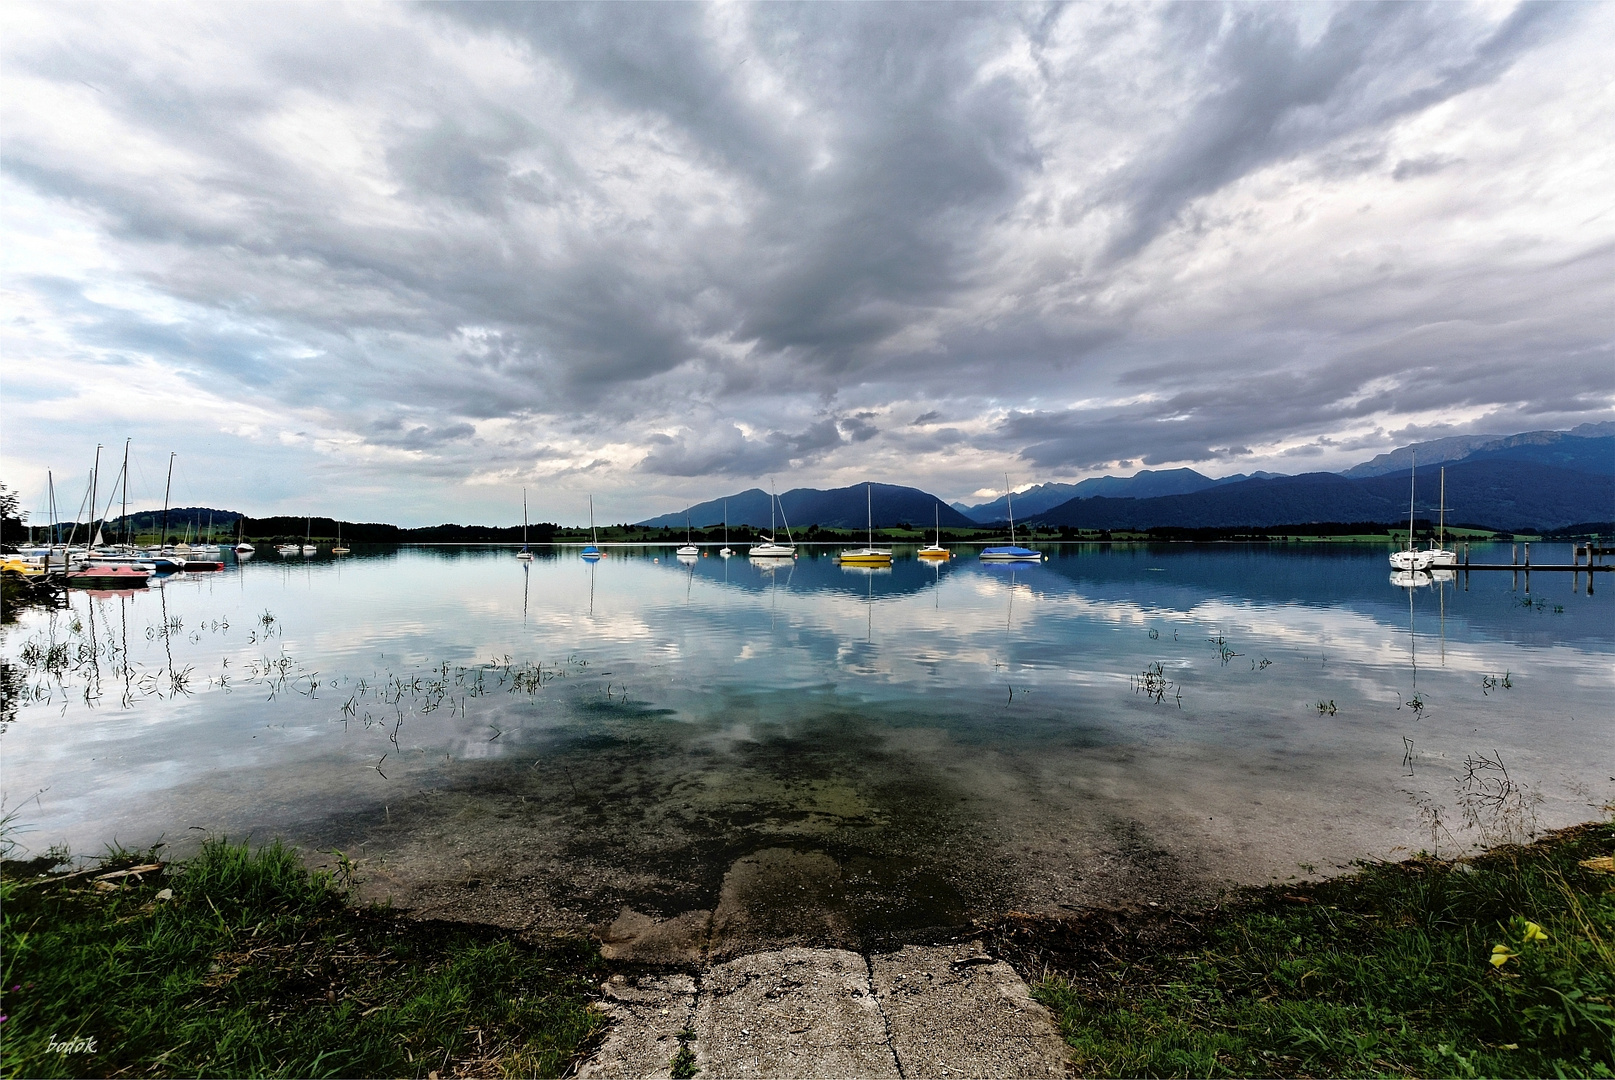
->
[720,500,733,557]
[749,483,796,558]
[1389,454,1433,571]
[516,489,534,561]
[676,513,699,558]
[301,518,317,556]
[234,517,254,556]
[918,503,950,560]
[581,495,602,560]
[979,477,1041,562]
[1426,467,1457,567]
[838,483,892,566]
[332,521,350,556]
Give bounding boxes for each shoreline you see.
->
[5,818,1610,1077]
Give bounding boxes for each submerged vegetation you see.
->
[1,839,604,1079]
[1011,821,1615,1078]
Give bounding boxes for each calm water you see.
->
[4,544,1610,936]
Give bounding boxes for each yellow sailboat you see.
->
[918,503,950,560]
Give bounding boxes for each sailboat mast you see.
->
[89,444,102,547]
[161,452,174,548]
[1408,452,1416,550]
[1005,474,1016,547]
[1439,468,1446,549]
[867,483,873,547]
[121,439,130,548]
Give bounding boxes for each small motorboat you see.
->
[182,559,224,572]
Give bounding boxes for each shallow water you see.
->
[4,544,1609,942]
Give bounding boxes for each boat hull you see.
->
[980,546,1041,562]
[66,567,151,588]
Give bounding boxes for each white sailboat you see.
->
[1426,467,1457,567]
[1389,454,1434,571]
[234,517,254,555]
[676,513,699,558]
[749,483,796,559]
[332,521,350,556]
[301,518,316,556]
[516,489,534,561]
[837,483,892,566]
[720,500,733,557]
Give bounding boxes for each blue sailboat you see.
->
[980,477,1042,563]
[581,495,602,560]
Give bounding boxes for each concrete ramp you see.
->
[581,944,1069,1079]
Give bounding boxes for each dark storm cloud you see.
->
[637,418,846,477]
[3,0,1610,513]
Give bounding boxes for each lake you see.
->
[4,544,1609,952]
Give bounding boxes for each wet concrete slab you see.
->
[871,943,1069,1078]
[696,948,900,1078]
[579,974,697,1080]
[579,945,1070,1079]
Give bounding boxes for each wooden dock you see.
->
[1450,541,1610,593]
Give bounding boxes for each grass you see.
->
[1013,821,1615,1078]
[1,839,605,1078]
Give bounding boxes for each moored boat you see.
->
[749,484,797,559]
[980,477,1043,563]
[581,495,603,559]
[66,565,151,588]
[837,483,892,566]
[918,504,950,560]
[675,513,699,558]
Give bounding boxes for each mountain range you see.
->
[949,469,1281,522]
[640,424,1614,534]
[636,484,975,530]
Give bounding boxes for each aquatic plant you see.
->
[1131,661,1181,708]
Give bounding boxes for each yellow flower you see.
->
[1491,944,1518,967]
[1521,921,1548,943]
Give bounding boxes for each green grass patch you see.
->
[1,839,604,1078]
[1010,822,1615,1078]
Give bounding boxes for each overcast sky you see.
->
[4,2,1611,525]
